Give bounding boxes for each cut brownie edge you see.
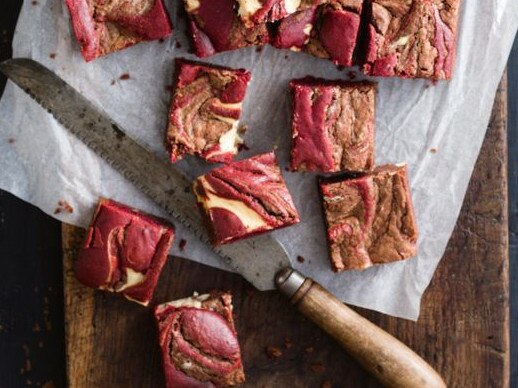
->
[320,164,418,272]
[290,77,376,173]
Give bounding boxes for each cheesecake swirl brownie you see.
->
[193,152,300,245]
[320,164,418,272]
[362,0,461,79]
[155,292,245,387]
[74,199,174,305]
[290,77,375,173]
[65,0,172,61]
[167,59,251,163]
[184,0,269,57]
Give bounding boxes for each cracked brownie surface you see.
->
[290,77,375,172]
[155,292,245,388]
[167,59,251,163]
[362,0,460,79]
[74,198,175,305]
[320,164,418,272]
[65,0,172,61]
[193,152,300,245]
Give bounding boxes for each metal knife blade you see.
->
[0,58,291,290]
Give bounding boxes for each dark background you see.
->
[0,1,516,387]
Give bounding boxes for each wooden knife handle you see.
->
[275,268,446,388]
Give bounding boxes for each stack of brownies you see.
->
[64,0,461,386]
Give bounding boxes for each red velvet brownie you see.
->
[320,164,418,272]
[155,292,245,387]
[362,0,461,79]
[183,0,269,57]
[64,0,172,62]
[166,59,251,163]
[272,0,363,66]
[237,0,319,26]
[74,198,174,305]
[193,152,300,245]
[290,77,375,173]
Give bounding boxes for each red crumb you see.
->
[321,381,332,388]
[284,338,293,349]
[347,71,357,80]
[119,73,130,80]
[54,200,74,215]
[305,346,314,354]
[266,346,283,359]
[297,255,305,263]
[176,41,182,49]
[238,143,250,152]
[49,53,56,59]
[310,363,325,373]
[179,239,187,251]
[430,148,438,153]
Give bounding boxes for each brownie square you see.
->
[74,198,174,305]
[166,59,252,163]
[183,0,269,57]
[320,164,418,272]
[155,292,245,387]
[273,0,363,66]
[193,152,300,245]
[362,0,461,80]
[290,77,376,173]
[65,0,172,62]
[237,0,319,26]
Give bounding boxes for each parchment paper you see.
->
[1,0,517,320]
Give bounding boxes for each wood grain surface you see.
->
[63,77,509,388]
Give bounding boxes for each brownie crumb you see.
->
[305,346,314,354]
[347,71,357,80]
[49,53,56,59]
[284,55,289,60]
[175,41,182,49]
[179,239,187,251]
[32,1,39,5]
[159,38,165,43]
[238,143,250,152]
[54,200,74,215]
[7,138,15,144]
[165,84,175,93]
[430,148,438,153]
[296,255,305,263]
[310,363,325,373]
[255,46,263,53]
[321,380,332,388]
[266,346,283,359]
[110,80,116,86]
[284,338,293,349]
[336,65,345,71]
[119,73,130,80]
[42,381,56,388]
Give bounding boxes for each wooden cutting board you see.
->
[62,77,510,388]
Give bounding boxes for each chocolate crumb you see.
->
[430,148,438,153]
[284,167,290,172]
[266,346,283,359]
[310,363,325,373]
[119,73,130,80]
[49,53,56,59]
[165,84,175,93]
[321,380,332,388]
[179,239,187,251]
[347,71,357,80]
[284,338,293,349]
[238,143,250,152]
[7,138,15,144]
[336,65,345,71]
[175,41,182,49]
[32,1,39,5]
[297,255,305,263]
[255,46,263,53]
[110,80,116,85]
[305,346,314,354]
[159,38,165,43]
[42,382,56,388]
[284,55,289,60]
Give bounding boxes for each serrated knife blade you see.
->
[0,58,290,290]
